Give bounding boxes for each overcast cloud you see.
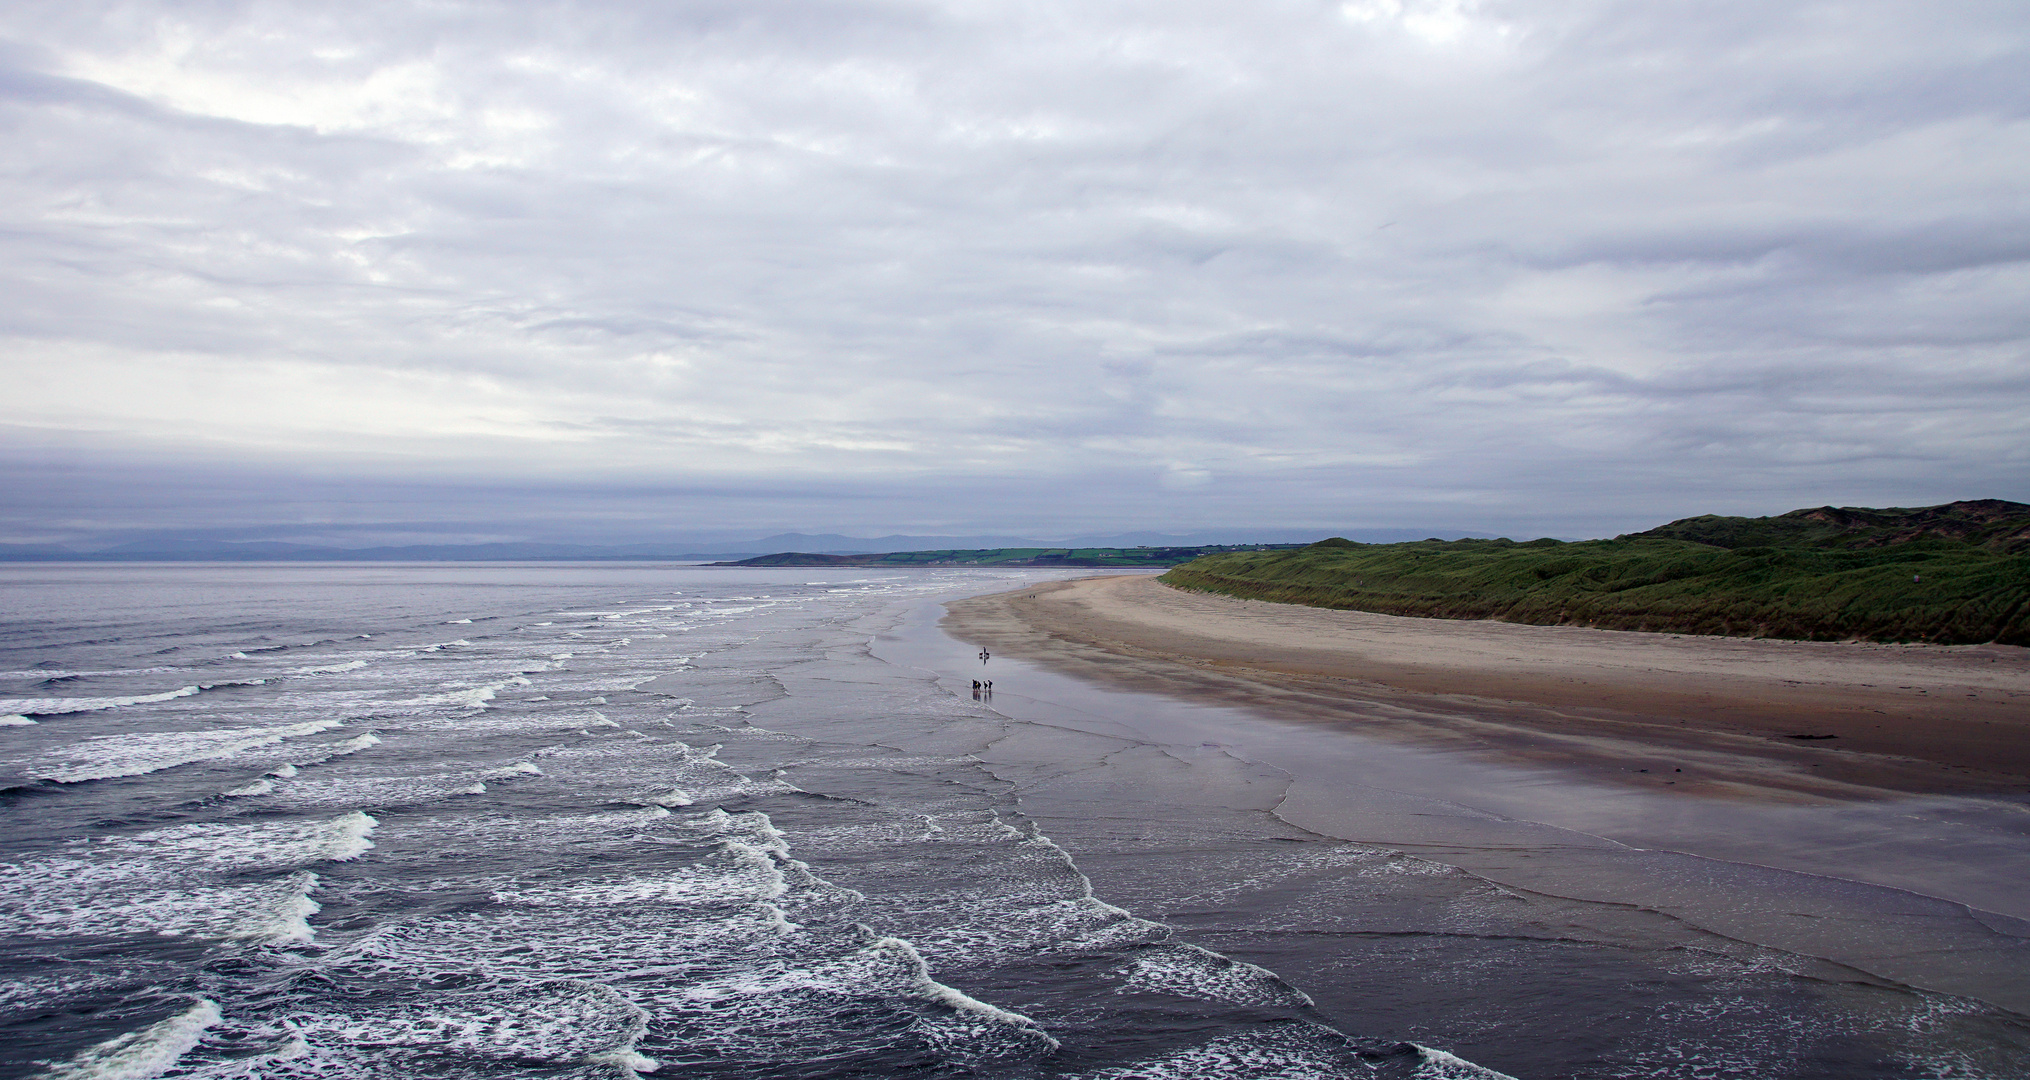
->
[3,0,2026,545]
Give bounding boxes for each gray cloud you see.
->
[2,0,2025,546]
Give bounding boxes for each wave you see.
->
[1411,1045,1520,1079]
[29,720,346,783]
[257,748,555,811]
[270,981,656,1075]
[286,659,368,675]
[0,667,180,680]
[1121,941,1315,1009]
[860,934,1061,1066]
[490,810,831,910]
[37,997,221,1080]
[102,812,379,870]
[1074,1026,1383,1079]
[0,813,379,950]
[0,867,324,946]
[0,686,202,717]
[400,711,615,736]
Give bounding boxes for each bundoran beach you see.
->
[945,574,2030,798]
[11,562,2030,1079]
[940,573,2030,1024]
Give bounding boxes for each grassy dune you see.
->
[1162,502,2030,645]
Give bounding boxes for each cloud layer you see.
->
[4,0,2026,543]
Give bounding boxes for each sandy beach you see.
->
[944,574,2030,801]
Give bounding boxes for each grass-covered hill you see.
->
[1160,501,2030,645]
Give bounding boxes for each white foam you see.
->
[430,676,532,709]
[289,659,367,675]
[29,720,346,783]
[857,935,1061,1066]
[1413,1045,1520,1079]
[402,713,604,736]
[0,686,201,717]
[0,667,179,679]
[1,714,33,726]
[493,866,779,907]
[869,935,1053,1032]
[1080,1028,1370,1079]
[753,901,801,934]
[238,871,322,944]
[262,764,547,810]
[283,980,651,1066]
[102,812,379,869]
[309,733,381,761]
[1121,942,1315,1009]
[444,807,671,846]
[0,867,323,945]
[534,673,655,692]
[588,1049,661,1075]
[319,812,379,861]
[223,779,274,797]
[38,997,221,1080]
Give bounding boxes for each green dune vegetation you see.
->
[1160,500,2030,646]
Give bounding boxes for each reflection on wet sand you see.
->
[923,577,2030,1018]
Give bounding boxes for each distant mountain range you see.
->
[0,528,1498,562]
[719,543,1305,568]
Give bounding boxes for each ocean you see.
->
[0,564,2024,1079]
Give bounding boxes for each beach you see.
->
[938,573,2030,1019]
[944,573,2030,800]
[6,563,2029,1075]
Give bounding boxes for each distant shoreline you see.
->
[943,575,2030,799]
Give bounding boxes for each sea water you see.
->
[0,564,2023,1079]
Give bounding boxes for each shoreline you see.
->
[928,574,2030,1017]
[942,574,2030,801]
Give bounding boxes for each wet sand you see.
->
[930,574,2030,1016]
[944,574,2030,801]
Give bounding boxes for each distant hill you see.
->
[1162,501,2030,646]
[720,545,1302,568]
[1629,499,2030,554]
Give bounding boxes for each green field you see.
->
[1160,501,2030,645]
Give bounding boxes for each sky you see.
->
[3,0,2027,547]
